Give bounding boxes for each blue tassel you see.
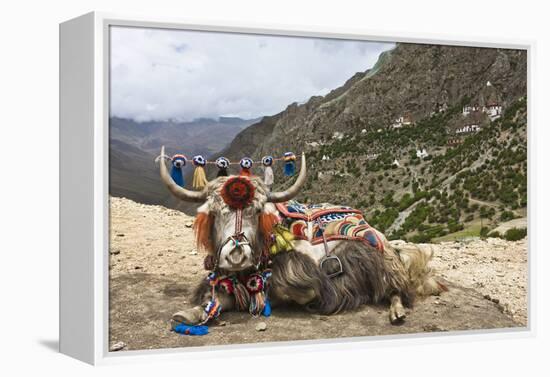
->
[284,161,295,177]
[170,166,185,187]
[262,299,272,317]
[173,323,209,336]
[170,154,187,187]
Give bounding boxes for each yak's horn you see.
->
[159,146,207,202]
[267,153,307,203]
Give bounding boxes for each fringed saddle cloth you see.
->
[275,200,385,252]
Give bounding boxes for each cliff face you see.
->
[220,43,527,241]
[223,44,526,159]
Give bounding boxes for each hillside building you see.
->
[447,138,463,146]
[462,104,481,116]
[455,124,481,134]
[416,148,429,159]
[391,113,413,129]
[484,102,503,121]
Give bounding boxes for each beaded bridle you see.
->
[199,186,274,325]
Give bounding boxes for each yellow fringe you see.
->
[269,224,295,255]
[192,166,208,189]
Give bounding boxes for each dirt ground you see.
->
[108,197,527,351]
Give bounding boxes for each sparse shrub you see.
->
[503,227,527,241]
[480,227,489,237]
[500,211,516,222]
[411,232,432,243]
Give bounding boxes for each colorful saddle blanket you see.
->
[275,200,384,252]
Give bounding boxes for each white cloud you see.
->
[110,26,394,122]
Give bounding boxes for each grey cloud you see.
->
[110,26,394,122]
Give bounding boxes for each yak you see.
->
[158,147,445,327]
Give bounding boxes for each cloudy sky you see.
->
[110,26,394,122]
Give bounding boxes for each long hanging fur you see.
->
[269,241,415,315]
[270,251,339,314]
[327,242,414,312]
[193,212,214,253]
[259,212,279,243]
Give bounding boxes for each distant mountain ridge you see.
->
[109,116,258,208]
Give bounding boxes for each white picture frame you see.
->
[59,11,534,365]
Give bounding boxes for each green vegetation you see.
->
[302,97,527,243]
[503,227,527,241]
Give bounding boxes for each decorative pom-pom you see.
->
[215,157,230,177]
[221,176,256,209]
[283,152,296,177]
[239,157,253,176]
[170,154,187,187]
[192,155,208,189]
[261,156,273,167]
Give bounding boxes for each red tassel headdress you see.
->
[221,176,255,209]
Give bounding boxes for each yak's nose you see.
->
[227,247,245,265]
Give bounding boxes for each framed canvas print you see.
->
[59,12,532,365]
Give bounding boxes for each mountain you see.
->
[219,43,527,242]
[109,116,258,209]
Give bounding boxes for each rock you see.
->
[110,341,126,351]
[189,250,198,256]
[110,249,121,255]
[184,221,194,228]
[255,322,267,331]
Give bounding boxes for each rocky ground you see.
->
[109,197,528,351]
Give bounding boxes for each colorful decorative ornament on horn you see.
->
[170,154,187,187]
[283,152,296,177]
[239,157,253,177]
[261,156,274,188]
[192,155,208,190]
[261,156,273,167]
[215,157,230,177]
[221,176,255,209]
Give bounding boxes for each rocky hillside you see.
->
[220,43,527,242]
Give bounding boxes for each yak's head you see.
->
[159,146,307,272]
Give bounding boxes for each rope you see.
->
[211,156,291,165]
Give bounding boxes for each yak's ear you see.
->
[194,204,213,253]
